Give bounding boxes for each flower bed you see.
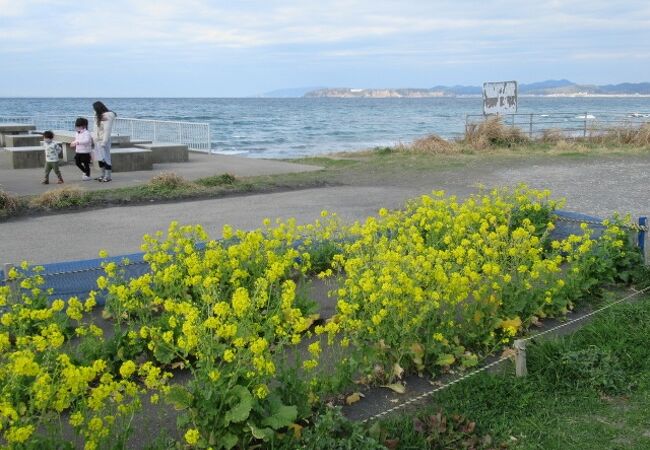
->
[0,186,642,449]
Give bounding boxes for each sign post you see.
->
[482,81,518,116]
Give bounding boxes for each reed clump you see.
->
[586,124,650,146]
[463,116,529,149]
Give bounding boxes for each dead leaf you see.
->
[288,423,302,439]
[326,314,340,324]
[392,363,404,380]
[384,438,400,449]
[345,392,364,405]
[383,383,406,394]
[302,314,321,329]
[410,342,424,357]
[500,348,517,359]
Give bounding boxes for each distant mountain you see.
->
[303,80,650,98]
[258,87,326,98]
[519,79,574,93]
[430,84,481,95]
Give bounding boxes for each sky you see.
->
[1,0,649,97]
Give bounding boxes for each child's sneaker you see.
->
[41,179,49,185]
[57,179,64,184]
[82,175,92,181]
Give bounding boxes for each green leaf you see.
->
[436,353,456,367]
[225,386,253,425]
[262,398,297,429]
[249,422,275,441]
[461,353,479,368]
[222,432,238,450]
[166,385,193,410]
[153,344,175,364]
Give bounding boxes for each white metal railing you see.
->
[111,118,211,152]
[0,115,211,152]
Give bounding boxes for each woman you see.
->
[93,101,117,182]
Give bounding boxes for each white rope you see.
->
[360,285,650,423]
[519,285,650,343]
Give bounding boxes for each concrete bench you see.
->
[0,125,36,146]
[52,130,131,147]
[109,147,153,172]
[0,146,44,169]
[2,134,42,147]
[52,130,132,162]
[133,142,189,163]
[0,123,36,134]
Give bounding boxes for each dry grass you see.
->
[401,134,459,154]
[29,186,87,209]
[540,128,567,144]
[551,140,590,153]
[0,187,20,214]
[148,172,194,189]
[463,116,529,149]
[586,124,650,146]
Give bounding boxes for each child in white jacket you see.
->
[70,117,93,181]
[93,101,117,182]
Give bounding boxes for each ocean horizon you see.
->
[2,97,650,158]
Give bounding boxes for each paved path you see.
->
[0,152,322,196]
[1,155,649,265]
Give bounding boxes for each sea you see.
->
[1,97,650,159]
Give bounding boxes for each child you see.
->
[70,117,93,181]
[42,130,64,184]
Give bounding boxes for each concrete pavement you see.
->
[0,152,322,196]
[1,154,649,266]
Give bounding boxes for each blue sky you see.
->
[1,0,648,97]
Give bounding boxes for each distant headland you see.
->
[260,80,650,98]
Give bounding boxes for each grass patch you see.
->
[29,186,89,209]
[0,186,21,217]
[195,172,237,187]
[375,295,650,450]
[289,156,359,168]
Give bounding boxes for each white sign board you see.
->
[483,81,518,115]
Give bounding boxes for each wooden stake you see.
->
[514,339,527,377]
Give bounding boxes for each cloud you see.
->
[0,0,648,95]
[1,0,645,53]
